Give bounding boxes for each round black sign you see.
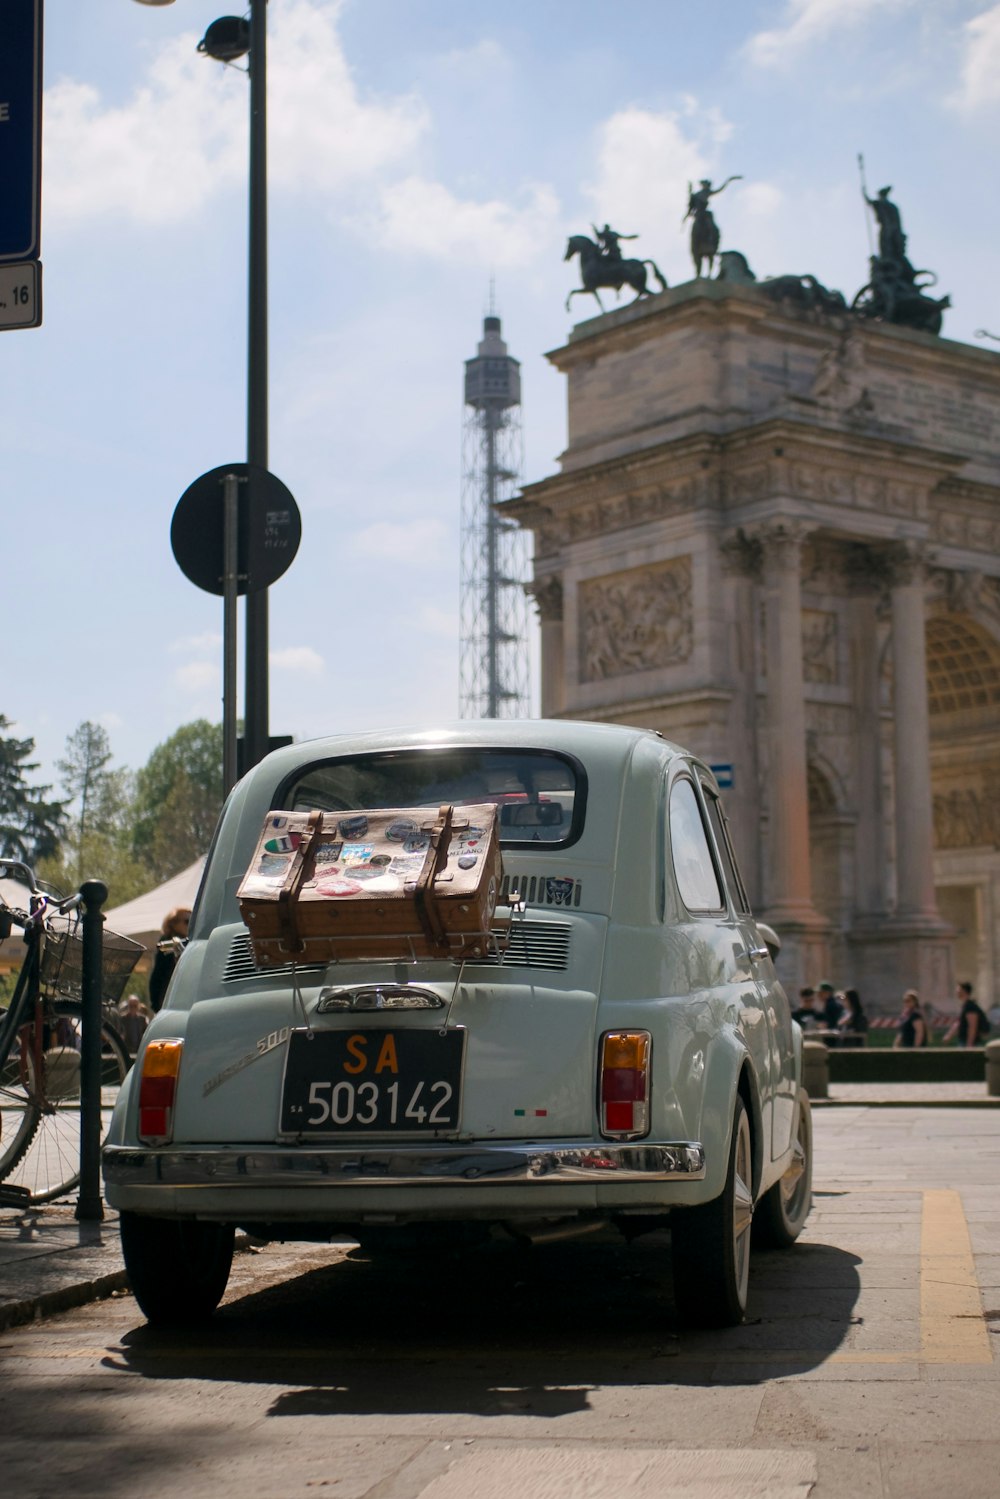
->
[170,464,301,596]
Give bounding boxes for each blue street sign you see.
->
[711,764,734,789]
[0,0,43,263]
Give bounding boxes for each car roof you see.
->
[245,719,691,781]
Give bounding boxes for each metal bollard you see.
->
[802,1040,829,1100]
[986,1040,1000,1099]
[75,880,108,1223]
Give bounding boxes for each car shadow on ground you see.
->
[104,1227,863,1409]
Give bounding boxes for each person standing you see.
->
[837,989,869,1046]
[791,987,820,1031]
[945,982,992,1047]
[118,994,149,1057]
[894,990,928,1048]
[818,981,843,1029]
[149,906,191,1014]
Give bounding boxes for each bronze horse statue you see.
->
[564,234,667,313]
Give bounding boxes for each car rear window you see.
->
[281,747,584,848]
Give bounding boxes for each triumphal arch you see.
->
[507,279,1000,1009]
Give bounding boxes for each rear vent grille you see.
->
[467,918,571,971]
[222,918,571,981]
[501,872,582,909]
[223,933,326,984]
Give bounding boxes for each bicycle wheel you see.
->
[0,1007,43,1181]
[0,1001,131,1205]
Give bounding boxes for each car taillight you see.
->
[600,1031,651,1139]
[138,1040,183,1145]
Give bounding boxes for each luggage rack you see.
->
[250,898,524,971]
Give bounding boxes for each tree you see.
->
[41,720,147,904]
[0,716,67,866]
[57,721,118,882]
[131,720,223,881]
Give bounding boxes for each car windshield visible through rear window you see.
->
[283,748,584,847]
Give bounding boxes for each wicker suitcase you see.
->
[237,803,503,966]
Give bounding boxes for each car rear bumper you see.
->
[104,1139,705,1194]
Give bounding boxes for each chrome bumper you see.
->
[103,1140,706,1190]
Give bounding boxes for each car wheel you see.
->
[671,1095,753,1327]
[120,1212,235,1324]
[754,1088,813,1248]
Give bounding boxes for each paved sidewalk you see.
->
[0,1201,128,1331]
[1,1082,997,1333]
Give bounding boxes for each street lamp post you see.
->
[134,0,270,774]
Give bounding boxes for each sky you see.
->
[5,0,1000,799]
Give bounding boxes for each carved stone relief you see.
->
[532,477,709,553]
[578,557,693,682]
[527,575,564,622]
[933,771,1000,849]
[802,609,839,684]
[809,330,871,412]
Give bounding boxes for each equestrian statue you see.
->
[564,225,667,313]
[684,175,741,277]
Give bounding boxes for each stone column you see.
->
[720,532,764,907]
[849,541,953,1009]
[889,545,939,920]
[760,523,818,918]
[755,521,828,981]
[529,575,565,718]
[843,548,889,918]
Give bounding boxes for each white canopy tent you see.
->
[0,858,206,971]
[102,858,207,950]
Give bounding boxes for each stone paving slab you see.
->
[1,1091,998,1335]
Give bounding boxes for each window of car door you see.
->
[700,782,752,917]
[668,776,726,915]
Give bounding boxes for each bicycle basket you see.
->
[40,923,145,1006]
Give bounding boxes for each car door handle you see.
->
[744,945,770,962]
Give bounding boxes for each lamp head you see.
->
[197,16,252,62]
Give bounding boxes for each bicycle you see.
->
[0,860,143,1206]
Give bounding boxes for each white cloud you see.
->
[169,633,223,656]
[348,518,451,563]
[582,107,758,283]
[44,0,427,226]
[950,4,1000,110]
[367,177,562,266]
[268,1,428,192]
[746,0,913,68]
[738,182,786,219]
[174,661,219,692]
[269,646,325,677]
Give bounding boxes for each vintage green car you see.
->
[103,720,812,1326]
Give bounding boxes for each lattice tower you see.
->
[459,313,531,718]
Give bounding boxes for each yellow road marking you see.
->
[919,1188,992,1364]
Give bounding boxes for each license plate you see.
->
[279,1027,465,1136]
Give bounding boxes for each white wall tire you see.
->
[672,1095,753,1327]
[754,1088,813,1248]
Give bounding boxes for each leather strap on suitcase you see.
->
[413,804,454,956]
[276,810,327,953]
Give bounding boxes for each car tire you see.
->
[754,1088,813,1248]
[671,1095,753,1328]
[120,1212,235,1325]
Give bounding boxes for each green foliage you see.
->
[56,720,132,884]
[0,715,67,866]
[131,720,223,882]
[36,837,153,911]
